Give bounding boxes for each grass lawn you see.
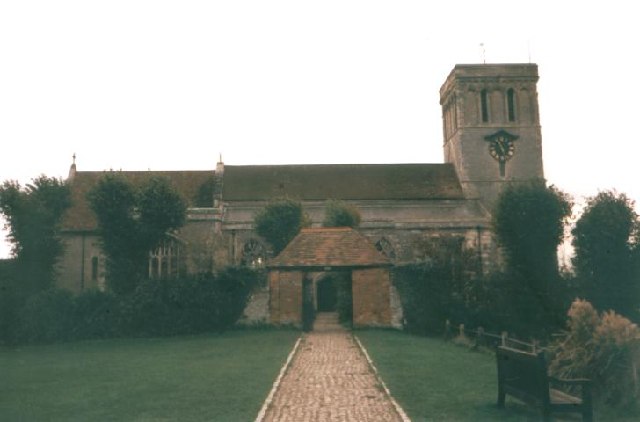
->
[357,330,538,421]
[357,330,637,422]
[1,329,299,422]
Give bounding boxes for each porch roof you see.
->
[268,227,391,269]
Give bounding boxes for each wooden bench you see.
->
[496,346,593,421]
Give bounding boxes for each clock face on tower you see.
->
[488,135,515,162]
[484,130,519,177]
[485,130,519,162]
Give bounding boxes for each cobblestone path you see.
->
[261,319,404,421]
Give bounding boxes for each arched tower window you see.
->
[507,88,516,122]
[480,89,489,123]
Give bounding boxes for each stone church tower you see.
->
[440,64,544,208]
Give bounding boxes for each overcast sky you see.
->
[1,1,638,258]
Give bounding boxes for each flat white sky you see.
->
[1,1,639,258]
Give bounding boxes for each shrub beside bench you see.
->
[496,346,593,421]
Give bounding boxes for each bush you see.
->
[73,289,120,339]
[0,260,22,344]
[323,200,361,228]
[254,198,309,255]
[118,268,261,337]
[7,267,261,344]
[18,289,76,343]
[393,262,465,336]
[550,299,640,406]
[462,271,569,340]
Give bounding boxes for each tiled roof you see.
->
[221,163,464,200]
[61,170,213,231]
[268,227,391,269]
[61,162,465,232]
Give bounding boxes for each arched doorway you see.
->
[316,276,337,312]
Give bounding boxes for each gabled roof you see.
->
[221,163,464,201]
[60,162,466,232]
[61,171,212,231]
[268,227,391,269]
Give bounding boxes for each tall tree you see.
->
[572,191,639,319]
[88,174,186,295]
[0,176,71,293]
[138,177,186,252]
[254,198,309,255]
[323,200,361,228]
[492,180,572,332]
[493,180,572,282]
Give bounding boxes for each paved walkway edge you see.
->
[255,336,303,422]
[354,335,412,422]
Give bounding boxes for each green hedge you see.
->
[19,288,77,343]
[7,267,261,344]
[392,261,570,340]
[392,263,465,336]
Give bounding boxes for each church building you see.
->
[56,63,544,328]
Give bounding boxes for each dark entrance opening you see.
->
[317,276,337,312]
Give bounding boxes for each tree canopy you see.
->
[572,191,639,318]
[493,180,572,282]
[322,200,361,228]
[254,198,309,255]
[492,180,573,333]
[88,174,186,294]
[0,176,70,293]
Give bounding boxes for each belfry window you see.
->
[481,89,489,123]
[507,88,516,122]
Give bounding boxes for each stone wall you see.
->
[237,284,270,325]
[57,233,105,293]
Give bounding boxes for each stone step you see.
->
[313,312,342,332]
[315,312,339,321]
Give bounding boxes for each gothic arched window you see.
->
[242,239,266,268]
[148,237,185,279]
[375,237,396,260]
